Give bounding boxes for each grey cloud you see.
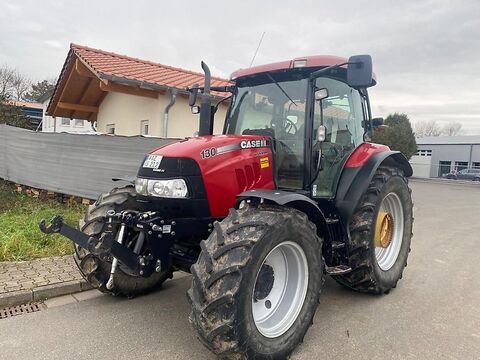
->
[1,0,479,132]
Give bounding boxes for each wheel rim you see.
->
[375,192,404,271]
[252,241,309,338]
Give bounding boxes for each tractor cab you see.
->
[222,55,376,197]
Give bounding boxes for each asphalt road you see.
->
[1,180,479,360]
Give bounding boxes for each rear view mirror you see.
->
[372,117,384,128]
[315,88,329,101]
[347,55,373,89]
[189,84,199,107]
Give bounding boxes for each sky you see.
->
[1,0,479,133]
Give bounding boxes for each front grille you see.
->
[235,162,262,192]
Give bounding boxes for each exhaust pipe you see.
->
[198,61,213,136]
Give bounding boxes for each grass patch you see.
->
[0,182,85,261]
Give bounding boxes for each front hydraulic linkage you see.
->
[39,214,148,280]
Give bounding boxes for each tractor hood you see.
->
[137,135,275,217]
[149,135,271,159]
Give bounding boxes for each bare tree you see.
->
[11,72,31,100]
[442,121,462,136]
[0,65,15,99]
[414,120,442,138]
[0,64,31,101]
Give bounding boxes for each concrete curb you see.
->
[0,279,92,308]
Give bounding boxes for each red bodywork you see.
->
[150,135,275,217]
[231,55,377,85]
[345,143,390,168]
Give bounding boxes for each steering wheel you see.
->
[270,117,298,136]
[284,118,298,135]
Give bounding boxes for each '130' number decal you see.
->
[200,147,217,159]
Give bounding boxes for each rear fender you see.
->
[335,150,412,225]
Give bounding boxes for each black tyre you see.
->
[74,185,172,297]
[188,205,324,359]
[335,166,413,294]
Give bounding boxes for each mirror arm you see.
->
[309,62,349,80]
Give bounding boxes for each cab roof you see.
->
[231,55,376,84]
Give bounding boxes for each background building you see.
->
[410,136,480,178]
[41,96,95,133]
[5,100,43,130]
[47,44,231,138]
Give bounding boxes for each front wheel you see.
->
[188,205,324,359]
[74,186,173,297]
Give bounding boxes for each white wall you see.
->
[42,98,95,133]
[96,91,228,138]
[409,155,432,178]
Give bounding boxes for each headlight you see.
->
[135,178,188,198]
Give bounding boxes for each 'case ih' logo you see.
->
[240,139,268,149]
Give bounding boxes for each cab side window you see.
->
[312,78,366,197]
[315,78,364,148]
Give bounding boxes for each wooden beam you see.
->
[71,77,94,118]
[52,59,77,117]
[75,58,96,78]
[99,81,159,99]
[57,102,98,113]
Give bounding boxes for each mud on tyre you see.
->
[334,165,413,294]
[188,204,325,359]
[74,185,172,297]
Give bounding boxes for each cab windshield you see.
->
[224,74,308,189]
[224,71,366,194]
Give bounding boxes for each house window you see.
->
[473,162,480,169]
[106,124,115,135]
[416,149,432,157]
[141,120,149,135]
[75,119,84,127]
[61,118,70,126]
[438,161,451,177]
[455,161,468,172]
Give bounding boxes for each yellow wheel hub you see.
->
[375,211,394,248]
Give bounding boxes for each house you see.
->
[410,136,480,178]
[47,44,231,138]
[40,95,96,133]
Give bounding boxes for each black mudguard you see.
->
[236,189,329,237]
[334,151,412,226]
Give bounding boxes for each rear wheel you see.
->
[188,205,324,359]
[335,166,413,294]
[74,186,172,297]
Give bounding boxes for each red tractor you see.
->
[41,55,413,359]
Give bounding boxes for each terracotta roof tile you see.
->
[5,100,43,109]
[71,43,231,94]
